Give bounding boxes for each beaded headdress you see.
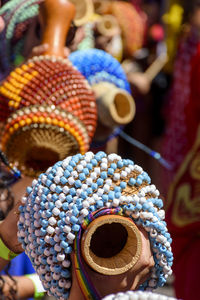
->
[69,48,133,146]
[18,151,173,300]
[0,0,97,177]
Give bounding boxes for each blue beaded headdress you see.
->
[69,49,131,146]
[18,151,173,299]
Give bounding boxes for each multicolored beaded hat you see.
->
[0,0,97,177]
[18,151,173,300]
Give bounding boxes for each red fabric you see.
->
[172,235,200,300]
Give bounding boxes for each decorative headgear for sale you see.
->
[0,0,97,177]
[18,151,173,300]
[69,49,135,146]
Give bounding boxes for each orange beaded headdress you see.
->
[0,0,97,177]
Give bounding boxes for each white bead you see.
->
[101,162,107,170]
[44,235,51,243]
[82,200,89,208]
[53,273,60,280]
[57,254,65,261]
[49,216,57,226]
[71,170,78,178]
[55,200,62,208]
[44,249,50,256]
[67,232,75,241]
[54,176,61,184]
[113,173,120,181]
[63,225,71,233]
[47,194,52,200]
[113,199,119,207]
[86,178,93,185]
[50,184,56,192]
[76,164,83,172]
[52,207,60,216]
[97,188,104,196]
[59,193,66,202]
[94,167,101,175]
[121,171,127,178]
[47,226,55,234]
[91,172,97,179]
[68,177,75,185]
[81,208,89,216]
[54,244,61,252]
[62,260,71,268]
[103,184,110,192]
[63,186,69,194]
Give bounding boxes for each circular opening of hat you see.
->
[90,222,128,258]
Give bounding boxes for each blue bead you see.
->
[48,202,55,210]
[46,209,52,218]
[128,178,136,186]
[43,187,49,195]
[89,205,96,212]
[69,160,76,167]
[55,186,62,194]
[117,161,123,168]
[91,159,98,166]
[67,165,73,172]
[51,280,57,287]
[108,191,115,200]
[79,173,86,181]
[97,178,103,186]
[26,186,32,194]
[91,183,98,190]
[61,269,71,278]
[60,233,66,241]
[41,257,47,264]
[86,163,92,170]
[120,181,127,189]
[97,200,103,207]
[59,211,65,219]
[108,168,114,175]
[80,191,87,199]
[64,246,72,254]
[70,216,78,224]
[83,168,89,175]
[62,203,68,211]
[114,186,121,192]
[100,172,107,179]
[72,224,80,231]
[102,194,108,202]
[86,187,92,195]
[115,192,121,199]
[52,194,58,201]
[136,178,143,185]
[49,238,56,246]
[47,174,54,181]
[64,170,70,178]
[110,163,117,170]
[45,179,52,187]
[69,188,76,196]
[60,176,68,185]
[75,180,82,188]
[41,220,48,227]
[66,195,73,203]
[40,228,47,236]
[60,241,69,249]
